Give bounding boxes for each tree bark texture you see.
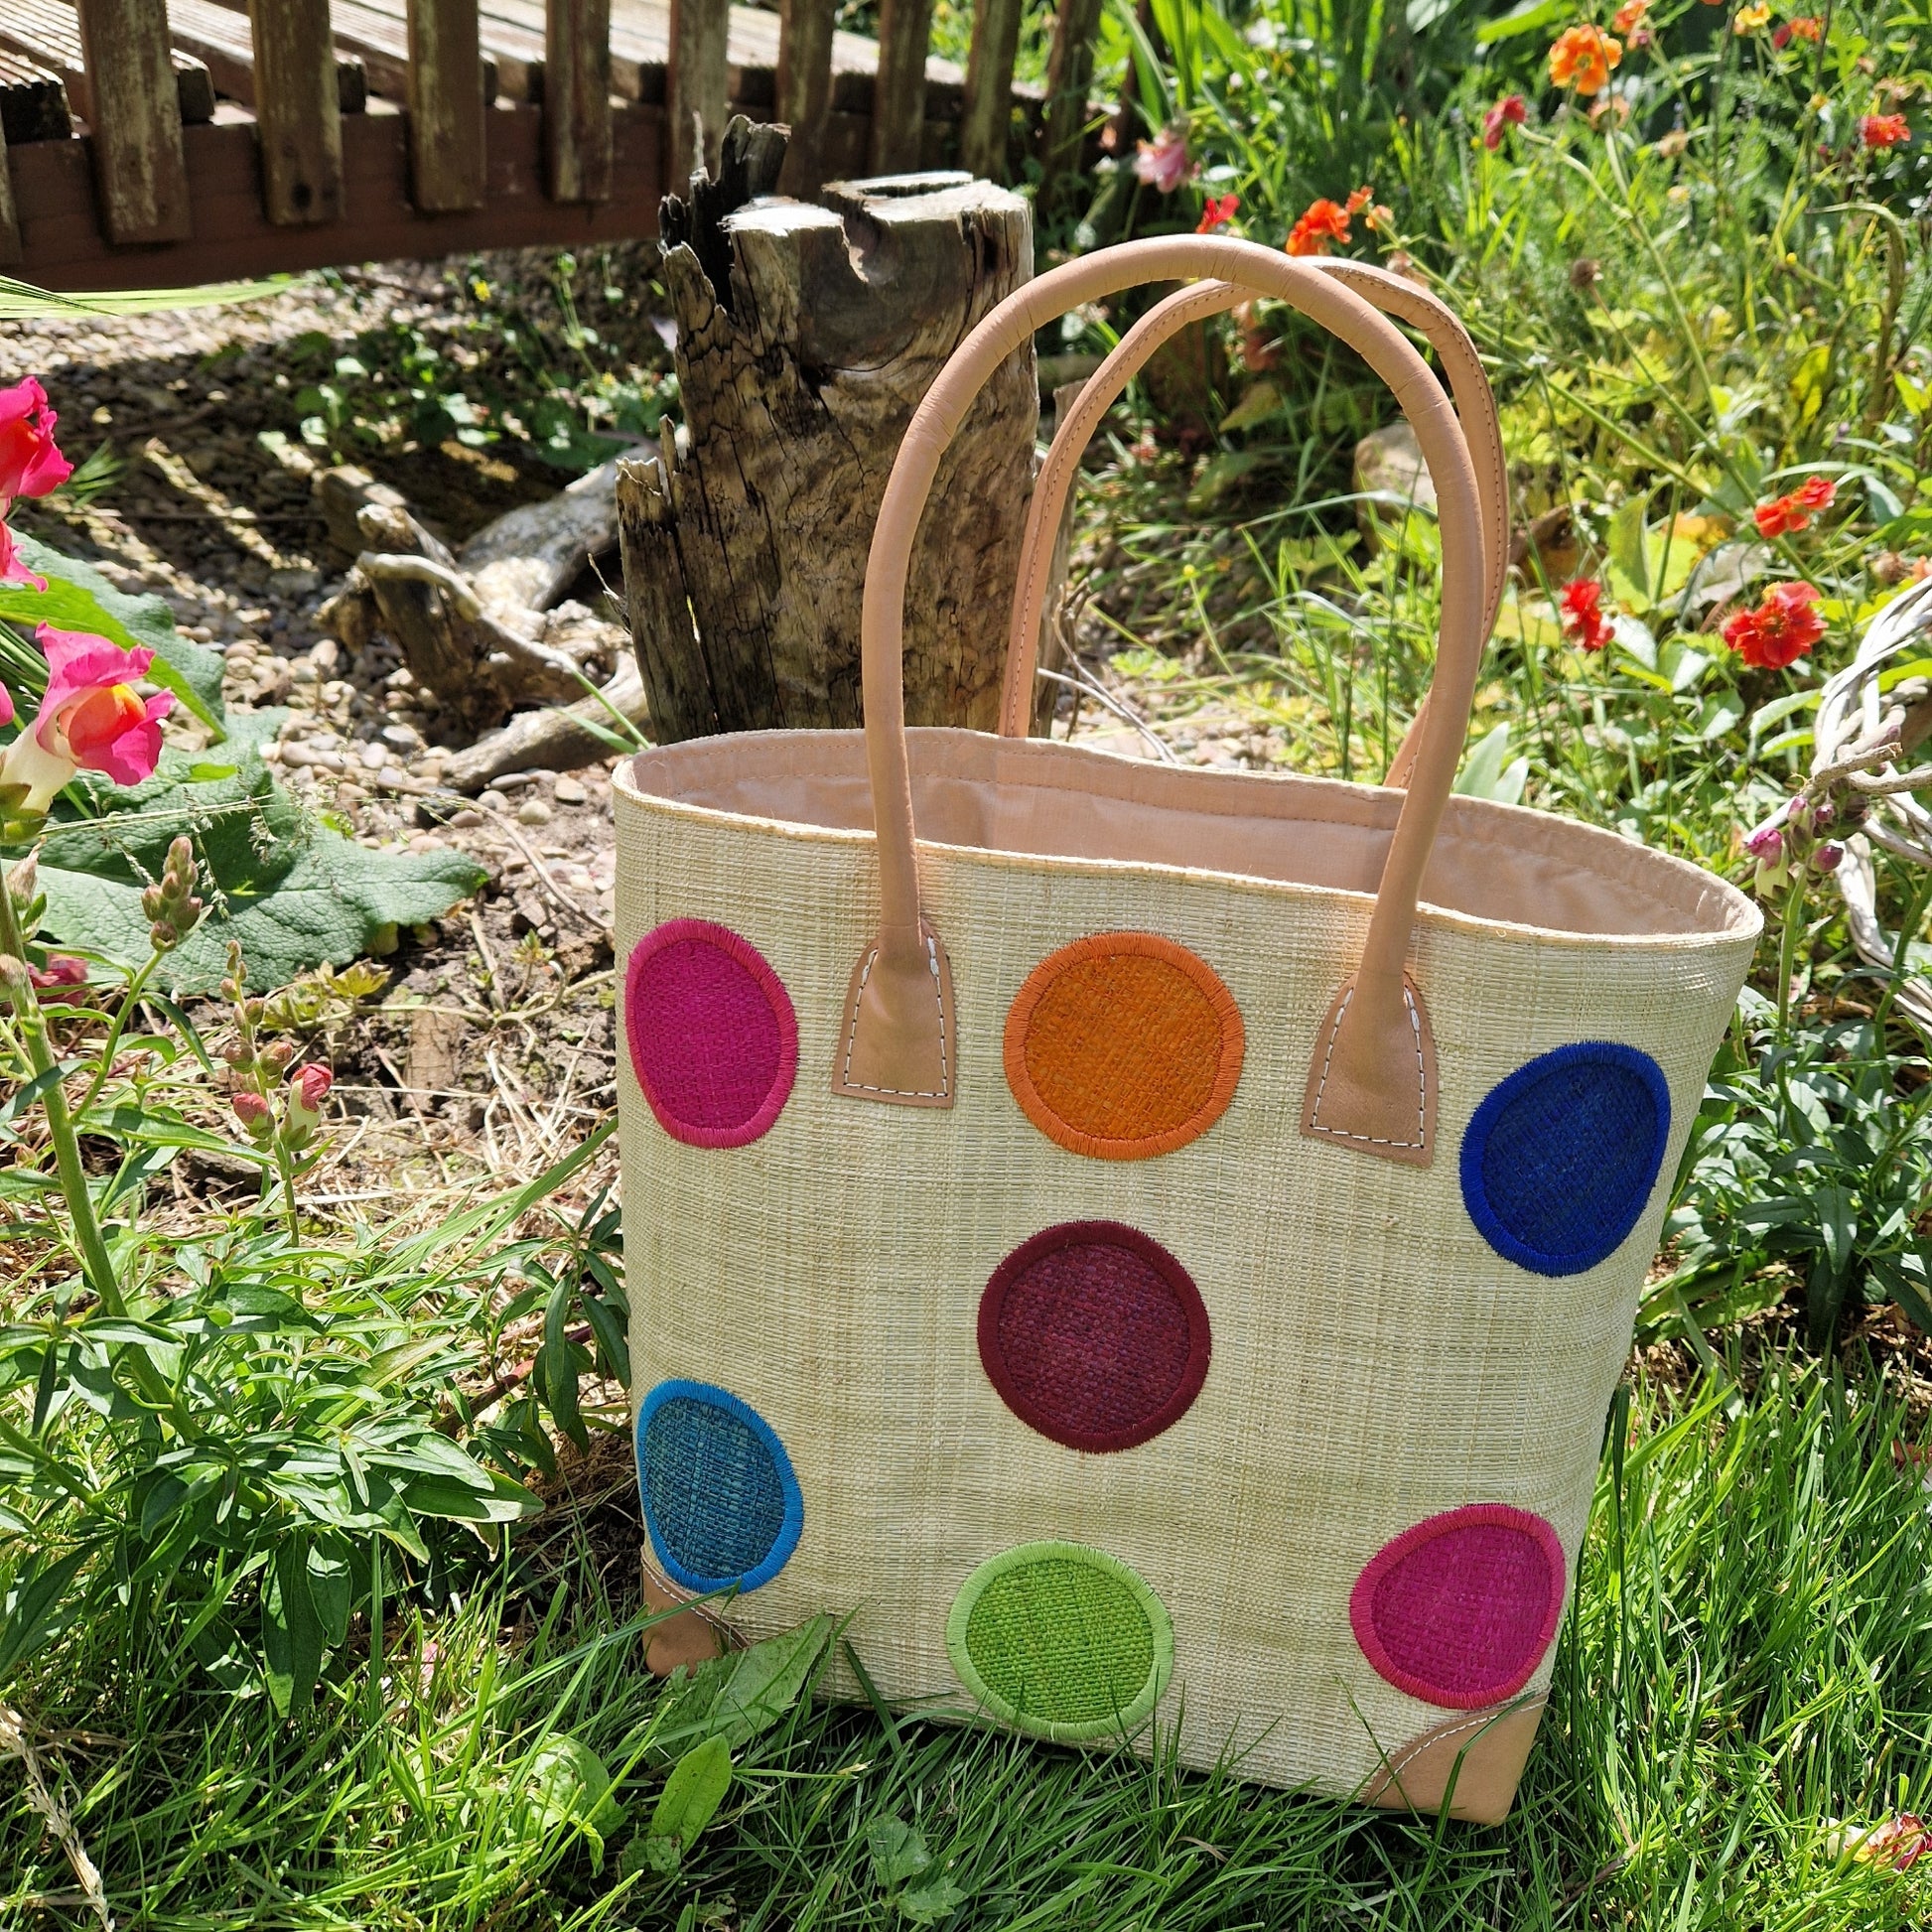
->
[618,119,1036,741]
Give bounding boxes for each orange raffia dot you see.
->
[1548,24,1623,95]
[1005,933,1245,1160]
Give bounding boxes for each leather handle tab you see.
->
[998,263,1510,765]
[845,237,1491,1161]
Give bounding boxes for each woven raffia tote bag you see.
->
[614,236,1760,1823]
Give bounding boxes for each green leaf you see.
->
[1605,496,1652,612]
[262,1534,323,1717]
[869,1816,934,1890]
[0,533,225,730]
[1475,0,1570,40]
[709,1614,834,1745]
[541,1268,587,1452]
[899,1875,968,1924]
[529,1734,624,1862]
[0,1549,89,1678]
[35,712,486,993]
[1452,723,1526,803]
[650,1733,733,1854]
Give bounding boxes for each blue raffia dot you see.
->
[1459,1042,1672,1277]
[636,1379,803,1592]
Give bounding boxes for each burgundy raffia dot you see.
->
[624,918,798,1149]
[1349,1505,1566,1710]
[979,1221,1211,1452]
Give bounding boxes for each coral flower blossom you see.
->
[1483,94,1529,148]
[1611,0,1649,27]
[1723,582,1825,669]
[287,1063,334,1140]
[1862,112,1911,148]
[1732,3,1771,33]
[1134,125,1194,193]
[1548,25,1622,95]
[1287,198,1353,256]
[1196,192,1240,233]
[1772,15,1822,44]
[1754,475,1836,537]
[0,378,72,512]
[1560,577,1615,650]
[0,624,175,812]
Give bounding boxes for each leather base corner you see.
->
[640,1557,732,1675]
[1300,973,1437,1168]
[831,926,957,1109]
[1360,1697,1546,1825]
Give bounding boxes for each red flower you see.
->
[0,378,72,511]
[1753,475,1836,537]
[0,517,44,593]
[1196,193,1240,233]
[1862,112,1911,148]
[1287,198,1353,256]
[1483,94,1529,149]
[1723,582,1825,668]
[28,955,88,1006]
[232,1090,272,1135]
[287,1062,334,1142]
[1560,578,1615,651]
[1772,14,1822,44]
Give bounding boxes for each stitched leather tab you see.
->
[1300,973,1437,1168]
[639,1557,731,1675]
[832,926,957,1108]
[1359,1697,1546,1824]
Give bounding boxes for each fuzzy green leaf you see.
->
[650,1733,733,1853]
[36,712,485,993]
[0,533,226,730]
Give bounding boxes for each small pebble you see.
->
[360,742,387,771]
[553,775,588,806]
[381,723,421,750]
[379,765,410,790]
[448,808,484,827]
[478,789,507,812]
[516,798,554,826]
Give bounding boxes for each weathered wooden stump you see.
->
[617,118,1036,740]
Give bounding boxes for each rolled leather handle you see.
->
[840,236,1489,1165]
[997,264,1510,789]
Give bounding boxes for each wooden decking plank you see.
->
[167,0,368,113]
[0,0,216,122]
[317,2,498,107]
[339,0,543,101]
[13,97,664,288]
[0,48,74,145]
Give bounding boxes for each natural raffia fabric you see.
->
[615,726,1758,1800]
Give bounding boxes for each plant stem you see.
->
[0,871,125,1316]
[1776,873,1807,1036]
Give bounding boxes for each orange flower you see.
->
[1560,578,1614,650]
[1862,112,1912,148]
[1548,25,1623,94]
[1345,185,1374,214]
[1753,475,1836,538]
[1772,14,1822,44]
[1611,0,1649,32]
[1287,198,1353,256]
[1196,192,1240,233]
[1723,582,1825,669]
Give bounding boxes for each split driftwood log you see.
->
[617,117,1038,740]
[315,460,645,774]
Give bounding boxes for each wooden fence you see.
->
[0,0,1102,291]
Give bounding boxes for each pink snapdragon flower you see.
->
[0,517,46,592]
[1134,125,1194,193]
[0,378,72,511]
[0,624,174,811]
[28,955,89,1005]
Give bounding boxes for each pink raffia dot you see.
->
[625,918,798,1148]
[1349,1504,1566,1709]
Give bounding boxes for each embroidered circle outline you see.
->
[1349,1504,1566,1710]
[624,917,799,1150]
[1458,1041,1672,1277]
[1003,932,1244,1161]
[635,1378,804,1593]
[979,1220,1211,1452]
[946,1541,1174,1742]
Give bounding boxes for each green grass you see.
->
[7,1362,1930,1929]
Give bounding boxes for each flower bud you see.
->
[0,953,31,997]
[262,1039,293,1071]
[285,1062,334,1144]
[231,1090,274,1141]
[1816,841,1844,872]
[6,854,37,909]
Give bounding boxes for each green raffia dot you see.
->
[945,1542,1173,1743]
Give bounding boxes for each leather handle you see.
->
[998,264,1510,791]
[840,236,1492,1166]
